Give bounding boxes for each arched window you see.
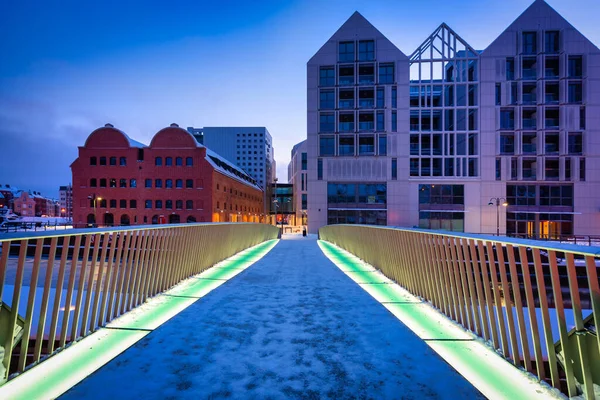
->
[176,157,183,166]
[87,214,95,224]
[165,157,173,166]
[155,157,162,166]
[169,214,180,223]
[186,157,193,166]
[186,216,196,223]
[120,214,130,225]
[152,215,158,224]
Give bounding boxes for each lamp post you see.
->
[88,194,102,227]
[488,197,508,236]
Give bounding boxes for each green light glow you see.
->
[318,240,560,400]
[0,239,278,400]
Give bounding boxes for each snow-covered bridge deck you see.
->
[61,234,484,399]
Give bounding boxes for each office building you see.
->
[59,184,73,219]
[307,1,600,237]
[288,140,308,226]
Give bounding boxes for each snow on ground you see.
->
[62,234,483,399]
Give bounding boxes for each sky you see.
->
[1,0,599,198]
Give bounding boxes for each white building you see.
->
[307,1,600,238]
[288,140,308,226]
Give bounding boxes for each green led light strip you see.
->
[318,240,562,400]
[0,239,279,400]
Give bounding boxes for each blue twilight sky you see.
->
[1,0,599,198]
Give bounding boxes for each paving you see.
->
[61,235,483,399]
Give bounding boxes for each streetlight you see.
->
[88,194,102,227]
[488,197,508,236]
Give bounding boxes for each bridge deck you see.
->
[61,235,482,399]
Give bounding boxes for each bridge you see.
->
[0,224,598,399]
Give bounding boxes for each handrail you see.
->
[320,224,600,399]
[0,223,278,385]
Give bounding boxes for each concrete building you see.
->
[59,184,73,219]
[307,1,600,238]
[288,140,308,226]
[71,124,264,228]
[186,127,275,190]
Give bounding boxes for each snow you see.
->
[61,234,483,399]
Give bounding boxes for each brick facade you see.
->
[71,124,264,227]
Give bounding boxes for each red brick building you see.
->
[71,123,264,227]
[14,191,36,216]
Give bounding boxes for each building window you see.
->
[358,64,374,85]
[155,179,163,188]
[391,86,397,108]
[175,157,182,166]
[545,132,559,154]
[320,66,335,87]
[568,82,582,104]
[317,159,323,180]
[568,56,583,78]
[320,137,335,156]
[119,199,127,208]
[545,158,559,180]
[338,136,354,156]
[108,157,116,166]
[379,63,394,84]
[186,179,193,188]
[379,135,387,156]
[339,41,354,62]
[130,179,137,188]
[155,200,163,209]
[391,111,397,132]
[166,179,173,189]
[376,87,385,108]
[339,65,354,85]
[130,200,137,209]
[155,157,162,166]
[301,194,307,210]
[568,132,583,154]
[522,132,537,154]
[110,199,117,208]
[506,58,515,80]
[301,153,307,170]
[358,40,374,61]
[320,113,335,133]
[523,158,537,180]
[145,200,152,209]
[174,200,182,210]
[500,133,514,155]
[90,178,97,187]
[523,83,537,104]
[186,200,193,210]
[90,157,97,166]
[376,111,384,131]
[119,157,126,166]
[392,158,397,180]
[580,158,586,181]
[176,179,183,188]
[359,136,375,156]
[522,31,537,54]
[166,200,173,209]
[545,31,559,53]
[109,178,117,188]
[186,157,193,166]
[500,108,514,129]
[165,157,173,166]
[145,179,152,188]
[100,157,107,166]
[522,58,537,80]
[496,158,501,180]
[320,90,335,109]
[118,178,126,188]
[359,112,374,131]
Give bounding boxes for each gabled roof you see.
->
[204,148,262,191]
[410,23,479,62]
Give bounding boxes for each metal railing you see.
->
[320,225,600,399]
[0,223,278,384]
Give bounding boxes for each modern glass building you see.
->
[307,1,600,238]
